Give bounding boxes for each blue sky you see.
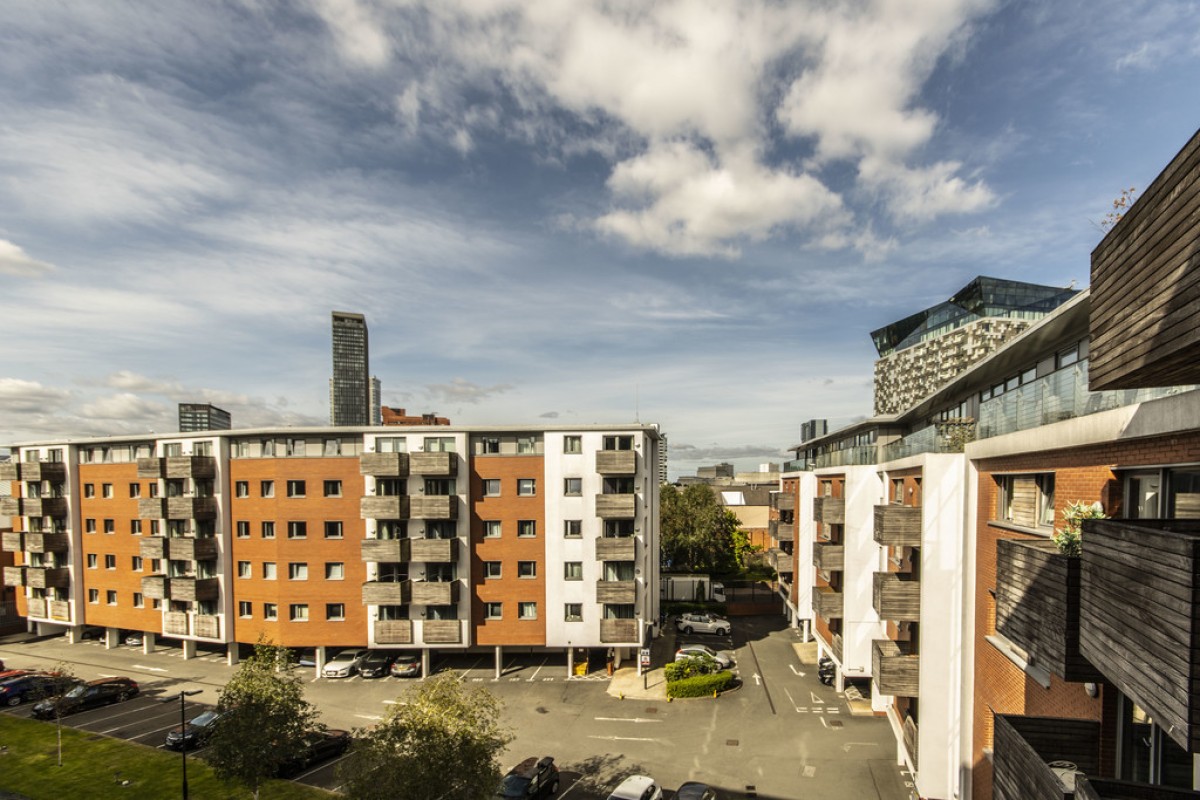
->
[1,0,1197,479]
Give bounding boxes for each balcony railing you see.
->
[813,496,845,525]
[596,450,637,475]
[596,495,636,518]
[991,714,1100,800]
[769,520,795,542]
[166,497,217,520]
[141,575,168,600]
[164,611,190,636]
[412,579,460,606]
[409,496,458,520]
[409,452,457,476]
[1075,776,1200,799]
[26,597,46,619]
[360,452,410,477]
[1080,518,1200,752]
[139,537,166,560]
[813,445,877,469]
[168,576,219,602]
[25,532,69,553]
[0,498,20,517]
[410,538,457,563]
[766,548,793,574]
[48,599,70,622]
[596,537,636,561]
[996,538,1100,683]
[600,618,639,643]
[872,639,919,697]
[902,716,919,771]
[361,538,411,563]
[165,456,216,479]
[771,493,795,511]
[167,537,219,561]
[17,462,66,483]
[27,567,69,589]
[978,360,1194,440]
[0,461,18,481]
[782,458,813,472]
[137,458,164,478]
[1,532,22,552]
[362,579,412,605]
[194,614,220,639]
[375,620,413,645]
[813,542,844,573]
[23,498,68,518]
[138,498,167,519]
[873,572,920,622]
[597,581,637,604]
[3,566,26,587]
[881,419,977,461]
[422,620,462,644]
[812,586,843,619]
[361,496,411,520]
[874,505,922,547]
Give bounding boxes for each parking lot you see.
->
[0,617,914,799]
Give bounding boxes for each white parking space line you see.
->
[294,751,353,782]
[124,721,180,740]
[355,714,383,721]
[526,658,547,682]
[594,717,661,723]
[132,665,168,673]
[588,735,660,742]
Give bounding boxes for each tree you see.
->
[44,662,77,768]
[730,528,761,572]
[660,484,742,574]
[209,643,318,799]
[1099,187,1138,232]
[338,672,512,800]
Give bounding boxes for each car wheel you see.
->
[715,628,727,636]
[684,626,693,634]
[5,696,20,707]
[118,691,131,702]
[550,779,560,794]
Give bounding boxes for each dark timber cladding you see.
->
[1089,127,1200,390]
[1076,776,1200,800]
[994,538,1102,683]
[991,714,1101,800]
[1078,518,1200,752]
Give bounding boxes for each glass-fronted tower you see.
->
[330,311,370,426]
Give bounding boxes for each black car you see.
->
[676,783,720,800]
[496,756,560,799]
[356,650,395,679]
[0,673,77,707]
[276,729,351,777]
[164,709,224,751]
[31,677,139,719]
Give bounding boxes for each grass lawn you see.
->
[0,715,333,799]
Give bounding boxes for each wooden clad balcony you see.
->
[873,572,921,622]
[872,639,919,697]
[0,498,20,517]
[409,452,457,476]
[1075,776,1200,799]
[138,498,167,519]
[596,450,636,475]
[140,537,167,559]
[164,611,190,636]
[813,542,844,573]
[20,462,65,482]
[874,505,922,547]
[3,566,26,586]
[48,600,71,622]
[812,586,843,619]
[1080,518,1200,751]
[375,620,413,645]
[167,537,218,561]
[166,497,217,520]
[24,498,68,518]
[25,597,46,619]
[361,538,411,563]
[771,493,795,511]
[767,548,793,574]
[361,496,411,520]
[409,496,457,520]
[410,538,457,563]
[141,575,168,600]
[25,532,69,553]
[831,633,843,662]
[601,619,639,643]
[27,567,69,589]
[194,614,221,639]
[813,496,845,525]
[168,576,219,602]
[360,452,410,477]
[597,580,636,604]
[422,620,462,644]
[137,457,164,478]
[991,714,1101,800]
[0,461,18,480]
[362,579,412,605]
[596,537,636,561]
[412,579,460,606]
[596,494,636,518]
[996,538,1100,683]
[769,520,795,542]
[165,456,216,479]
[2,532,23,552]
[903,717,919,771]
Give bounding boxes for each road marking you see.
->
[98,673,119,678]
[810,691,825,704]
[803,765,816,778]
[752,673,762,686]
[588,735,659,742]
[842,742,879,752]
[542,677,553,682]
[796,707,808,713]
[527,659,546,682]
[827,707,840,714]
[355,714,383,721]
[789,665,806,677]
[594,717,662,723]
[132,665,168,673]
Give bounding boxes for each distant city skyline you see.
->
[1,2,1198,480]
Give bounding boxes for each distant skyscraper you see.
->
[369,376,382,426]
[330,311,370,426]
[178,403,231,432]
[657,434,669,485]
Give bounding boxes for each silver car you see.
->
[674,644,734,670]
[322,649,369,678]
[607,775,664,800]
[675,612,731,636]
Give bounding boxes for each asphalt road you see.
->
[0,618,915,799]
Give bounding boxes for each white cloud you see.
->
[0,239,54,277]
[424,378,514,404]
[310,0,392,68]
[0,379,71,414]
[79,393,170,422]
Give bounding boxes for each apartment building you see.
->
[1,425,660,674]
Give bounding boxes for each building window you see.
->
[264,603,278,620]
[1057,344,1080,368]
[263,562,277,580]
[604,435,633,450]
[262,521,276,539]
[129,519,141,536]
[324,480,342,497]
[481,438,500,454]
[261,480,274,498]
[996,473,1056,529]
[325,562,344,580]
[129,483,141,498]
[485,602,502,620]
[104,519,115,534]
[565,603,583,622]
[287,521,307,539]
[424,436,455,453]
[518,561,536,579]
[102,483,113,498]
[289,604,309,622]
[105,554,116,569]
[289,563,308,580]
[85,519,96,534]
[235,481,249,498]
[236,521,250,538]
[150,484,159,498]
[517,520,536,538]
[564,478,582,496]
[326,603,345,621]
[238,601,252,618]
[484,561,502,579]
[519,602,537,620]
[88,589,99,604]
[323,439,341,456]
[483,521,501,539]
[564,436,582,454]
[564,562,583,580]
[237,561,251,578]
[288,438,306,457]
[517,437,537,455]
[287,480,306,498]
[84,484,95,498]
[132,556,143,571]
[517,479,536,496]
[133,593,144,609]
[324,521,344,539]
[483,479,501,497]
[87,554,97,569]
[564,520,582,538]
[106,590,117,605]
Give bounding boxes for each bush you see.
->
[664,656,719,681]
[666,670,735,698]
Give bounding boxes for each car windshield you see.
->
[64,685,86,698]
[191,711,219,726]
[497,775,531,797]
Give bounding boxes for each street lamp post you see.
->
[163,689,202,799]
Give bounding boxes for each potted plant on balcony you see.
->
[1052,501,1107,557]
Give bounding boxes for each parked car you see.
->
[31,677,139,719]
[676,783,720,800]
[674,644,734,670]
[322,649,369,678]
[0,669,31,682]
[389,654,422,678]
[276,729,352,777]
[675,612,731,636]
[292,649,317,668]
[356,650,395,679]
[496,756,560,799]
[606,775,663,800]
[164,709,224,751]
[0,673,77,707]
[124,631,144,647]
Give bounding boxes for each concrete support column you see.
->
[226,641,238,666]
[897,736,906,766]
[421,649,431,679]
[316,646,329,678]
[494,646,503,679]
[67,624,83,644]
[835,669,845,695]
[104,627,119,649]
[802,620,811,643]
[181,639,196,660]
[566,647,574,678]
[816,639,825,660]
[143,633,156,655]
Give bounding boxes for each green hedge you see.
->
[664,656,720,682]
[666,670,735,698]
